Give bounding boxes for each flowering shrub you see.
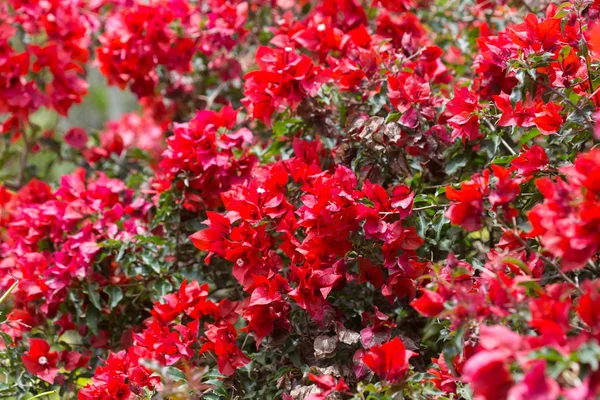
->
[2,0,600,399]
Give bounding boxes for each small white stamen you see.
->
[38,356,48,365]
[257,187,266,194]
[317,23,326,32]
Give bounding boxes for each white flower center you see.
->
[317,23,326,32]
[38,356,48,365]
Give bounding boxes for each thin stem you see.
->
[0,279,18,306]
[501,138,517,155]
[29,391,56,400]
[482,117,516,155]
[413,204,450,211]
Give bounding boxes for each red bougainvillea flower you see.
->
[511,145,548,177]
[462,350,512,400]
[445,170,490,232]
[242,46,330,126]
[507,361,559,400]
[64,127,88,149]
[446,87,481,143]
[362,337,415,382]
[411,289,445,317]
[306,373,350,400]
[21,338,59,383]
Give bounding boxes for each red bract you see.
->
[462,350,513,400]
[507,361,560,400]
[446,87,482,143]
[307,373,349,400]
[578,281,600,334]
[240,275,291,347]
[362,337,415,382]
[528,150,600,270]
[411,289,445,317]
[242,46,330,126]
[97,1,196,98]
[64,127,89,149]
[21,339,59,384]
[511,145,548,177]
[445,170,490,232]
[160,106,256,210]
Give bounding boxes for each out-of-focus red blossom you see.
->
[0,0,93,119]
[306,373,349,400]
[362,337,415,382]
[98,111,165,161]
[462,326,521,400]
[64,127,89,149]
[0,170,151,342]
[577,280,600,335]
[462,349,513,400]
[528,149,600,270]
[508,361,560,400]
[96,1,196,98]
[21,339,59,384]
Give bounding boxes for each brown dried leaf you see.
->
[314,335,338,360]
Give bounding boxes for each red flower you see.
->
[462,350,512,400]
[533,102,563,135]
[411,289,445,317]
[64,127,88,149]
[21,338,59,384]
[362,337,415,382]
[446,87,482,143]
[306,373,349,400]
[507,361,559,400]
[242,46,329,126]
[445,170,490,232]
[511,145,548,177]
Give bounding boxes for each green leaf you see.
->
[385,112,402,124]
[0,332,14,347]
[165,366,187,382]
[519,128,541,146]
[87,282,102,310]
[491,154,517,165]
[105,286,123,309]
[445,154,467,175]
[155,279,173,298]
[85,306,100,335]
[272,118,303,138]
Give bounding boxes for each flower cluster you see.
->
[2,0,600,399]
[159,106,256,211]
[0,170,150,384]
[80,280,248,397]
[0,0,93,124]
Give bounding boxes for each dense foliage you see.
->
[2,0,600,399]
